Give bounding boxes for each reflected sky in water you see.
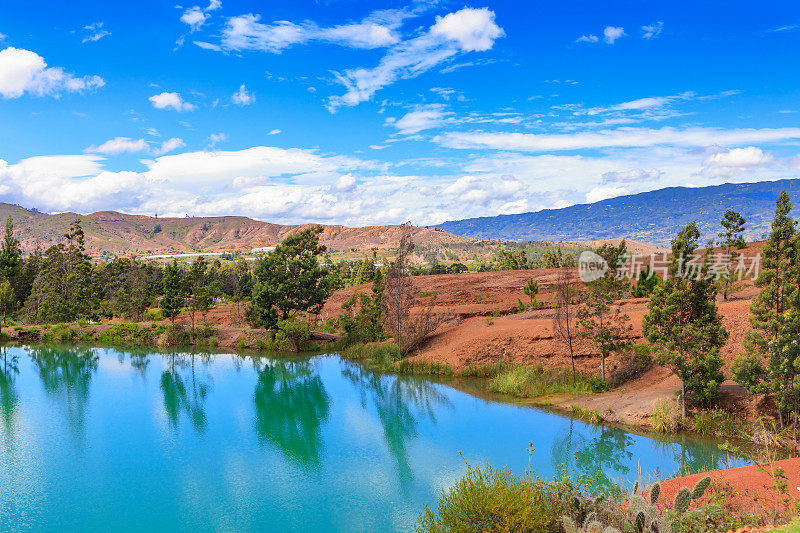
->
[0,346,744,532]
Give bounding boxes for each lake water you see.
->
[0,345,742,532]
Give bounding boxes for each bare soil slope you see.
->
[0,203,473,257]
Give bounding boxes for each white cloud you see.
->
[577,91,695,116]
[387,104,451,135]
[586,185,628,203]
[0,155,147,212]
[327,7,503,111]
[603,26,625,44]
[0,47,104,98]
[232,84,255,106]
[149,92,196,112]
[576,27,625,44]
[181,7,209,32]
[84,136,186,156]
[267,129,281,135]
[207,133,228,150]
[215,8,407,53]
[82,22,111,43]
[701,146,774,177]
[437,126,800,152]
[334,174,357,191]
[601,168,662,183]
[85,137,149,155]
[153,137,186,156]
[442,175,522,205]
[642,21,663,39]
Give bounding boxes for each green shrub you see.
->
[692,407,738,437]
[489,365,594,398]
[396,359,454,376]
[416,463,593,533]
[145,309,164,321]
[460,360,504,378]
[276,319,312,351]
[652,398,680,433]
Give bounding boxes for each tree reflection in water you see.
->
[160,351,211,434]
[27,345,99,439]
[0,347,20,442]
[551,420,632,488]
[252,357,331,469]
[341,360,452,492]
[650,434,736,479]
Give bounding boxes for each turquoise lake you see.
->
[0,345,742,532]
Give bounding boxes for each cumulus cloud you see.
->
[701,146,774,177]
[442,175,522,205]
[326,7,503,111]
[81,22,111,43]
[642,21,663,39]
[0,155,147,212]
[232,84,255,106]
[0,47,105,98]
[586,185,628,203]
[267,129,281,135]
[149,92,196,112]
[575,26,625,45]
[180,0,222,32]
[603,26,625,44]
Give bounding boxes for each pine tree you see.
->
[733,191,799,428]
[578,276,632,382]
[717,210,747,300]
[161,261,184,326]
[0,217,21,282]
[186,256,213,341]
[643,223,728,417]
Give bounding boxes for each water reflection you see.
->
[650,435,736,478]
[574,425,633,487]
[252,357,331,469]
[341,361,452,491]
[0,347,19,440]
[160,352,212,433]
[28,345,98,439]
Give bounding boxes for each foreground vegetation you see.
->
[414,458,775,533]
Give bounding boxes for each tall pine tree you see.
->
[733,191,800,428]
[643,223,728,418]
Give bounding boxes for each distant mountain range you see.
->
[436,179,800,246]
[0,204,471,259]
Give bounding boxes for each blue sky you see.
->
[1,0,799,226]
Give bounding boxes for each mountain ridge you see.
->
[0,204,472,258]
[436,179,800,246]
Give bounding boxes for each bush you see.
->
[652,398,680,433]
[489,365,594,398]
[692,407,738,437]
[610,343,653,388]
[145,309,164,321]
[416,463,593,533]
